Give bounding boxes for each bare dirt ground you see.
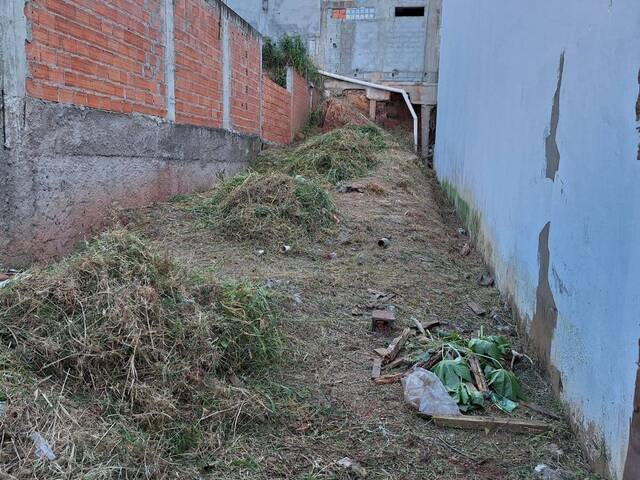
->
[129,138,599,480]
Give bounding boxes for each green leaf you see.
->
[468,335,511,361]
[486,368,523,401]
[490,392,518,413]
[452,384,485,411]
[432,357,472,391]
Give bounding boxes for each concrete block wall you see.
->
[435,2,640,478]
[0,0,316,265]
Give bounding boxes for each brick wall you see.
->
[174,0,222,128]
[262,77,291,144]
[25,0,166,116]
[22,0,313,142]
[290,70,316,138]
[229,22,261,134]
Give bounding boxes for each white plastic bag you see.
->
[402,367,461,416]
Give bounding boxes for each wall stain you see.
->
[636,70,640,160]
[624,340,640,479]
[531,222,562,392]
[545,52,564,180]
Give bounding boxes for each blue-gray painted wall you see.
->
[435,2,640,478]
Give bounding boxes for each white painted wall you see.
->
[435,1,640,478]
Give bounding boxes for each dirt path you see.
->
[132,140,598,480]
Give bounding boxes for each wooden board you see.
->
[373,373,404,385]
[432,415,552,434]
[384,328,413,362]
[468,357,488,392]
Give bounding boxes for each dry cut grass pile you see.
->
[0,230,282,478]
[258,124,386,185]
[192,172,337,244]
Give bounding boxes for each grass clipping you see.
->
[259,124,386,185]
[193,172,337,244]
[0,230,281,473]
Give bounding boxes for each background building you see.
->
[224,0,441,153]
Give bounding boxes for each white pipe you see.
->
[318,70,419,153]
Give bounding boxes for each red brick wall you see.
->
[174,0,222,128]
[261,77,291,144]
[229,22,261,135]
[23,0,314,144]
[25,0,166,116]
[290,70,315,138]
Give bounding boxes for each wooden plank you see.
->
[384,328,412,363]
[374,348,388,357]
[373,373,404,385]
[468,357,488,392]
[424,351,443,370]
[384,356,408,371]
[371,358,382,379]
[432,415,552,434]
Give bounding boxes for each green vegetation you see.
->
[262,34,319,88]
[258,124,386,185]
[192,172,337,243]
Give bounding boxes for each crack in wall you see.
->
[545,52,564,180]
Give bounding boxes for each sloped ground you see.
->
[125,137,601,480]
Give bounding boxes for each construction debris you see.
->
[371,358,383,379]
[468,357,488,393]
[467,300,486,316]
[280,245,292,254]
[371,309,395,333]
[431,415,552,434]
[374,373,405,385]
[377,237,391,249]
[383,328,413,363]
[477,273,495,287]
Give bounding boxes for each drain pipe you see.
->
[318,70,419,153]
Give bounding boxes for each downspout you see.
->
[318,70,419,153]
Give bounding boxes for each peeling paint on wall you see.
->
[545,52,564,180]
[636,70,640,160]
[530,222,562,392]
[624,340,640,479]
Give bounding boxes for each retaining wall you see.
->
[0,0,315,265]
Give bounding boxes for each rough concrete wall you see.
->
[321,0,428,82]
[435,2,640,478]
[3,98,259,264]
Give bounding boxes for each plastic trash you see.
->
[402,367,461,416]
[30,432,56,461]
